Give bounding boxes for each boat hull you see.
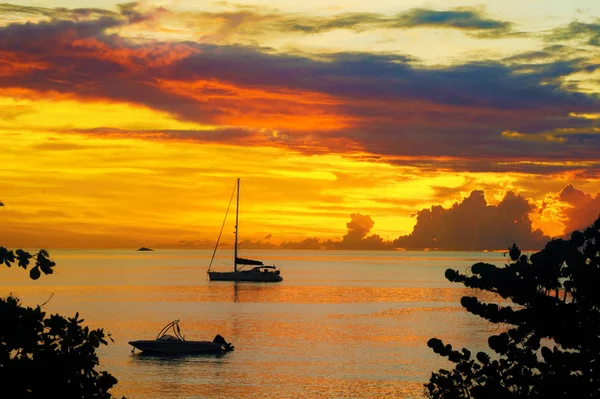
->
[128,340,225,354]
[208,270,283,282]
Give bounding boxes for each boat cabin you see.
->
[251,265,281,275]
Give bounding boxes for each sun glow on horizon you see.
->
[0,120,583,248]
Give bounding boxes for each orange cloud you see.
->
[66,37,198,71]
[0,51,49,76]
[156,78,353,131]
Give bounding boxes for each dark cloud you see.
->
[0,12,598,176]
[547,20,600,47]
[117,2,146,23]
[503,51,554,63]
[0,3,118,20]
[393,191,549,250]
[559,184,600,234]
[204,7,514,38]
[390,8,512,37]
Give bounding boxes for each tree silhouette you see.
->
[425,216,600,399]
[0,247,124,399]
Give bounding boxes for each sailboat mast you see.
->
[234,178,240,272]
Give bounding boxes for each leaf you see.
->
[5,250,15,264]
[89,335,100,348]
[40,262,55,275]
[508,244,521,261]
[16,249,32,269]
[476,352,490,364]
[2,250,15,267]
[37,251,56,275]
[29,266,41,280]
[0,246,8,264]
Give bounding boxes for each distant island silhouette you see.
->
[136,247,154,251]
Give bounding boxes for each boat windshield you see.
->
[157,334,182,341]
[156,320,186,341]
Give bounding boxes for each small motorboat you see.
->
[129,319,234,354]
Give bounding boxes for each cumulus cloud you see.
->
[168,186,600,250]
[558,184,600,234]
[393,191,549,250]
[335,213,390,250]
[231,193,563,251]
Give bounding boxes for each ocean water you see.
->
[1,249,511,398]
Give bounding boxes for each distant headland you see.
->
[136,247,154,251]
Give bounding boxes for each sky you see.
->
[0,0,599,250]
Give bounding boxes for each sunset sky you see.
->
[1,0,599,250]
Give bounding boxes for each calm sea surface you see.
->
[2,250,510,399]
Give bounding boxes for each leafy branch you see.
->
[425,216,600,399]
[0,247,55,280]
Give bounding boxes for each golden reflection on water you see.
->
[1,250,509,399]
[118,352,428,399]
[6,284,498,304]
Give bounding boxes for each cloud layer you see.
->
[283,8,513,37]
[0,4,598,177]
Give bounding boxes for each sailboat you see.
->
[207,178,283,282]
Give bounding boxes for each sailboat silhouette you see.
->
[207,178,283,282]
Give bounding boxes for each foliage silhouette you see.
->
[0,246,55,279]
[0,247,124,399]
[425,216,600,399]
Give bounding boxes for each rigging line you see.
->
[208,181,237,272]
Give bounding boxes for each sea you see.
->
[1,249,511,399]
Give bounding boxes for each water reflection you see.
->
[210,281,284,303]
[1,249,510,399]
[125,351,232,399]
[130,351,229,363]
